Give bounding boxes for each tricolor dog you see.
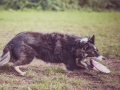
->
[0,32,105,75]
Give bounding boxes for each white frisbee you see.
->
[91,59,110,73]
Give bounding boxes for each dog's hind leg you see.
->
[13,55,34,76]
[13,55,35,76]
[13,46,35,76]
[14,66,26,76]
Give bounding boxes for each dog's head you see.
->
[75,35,105,70]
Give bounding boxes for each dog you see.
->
[0,32,105,75]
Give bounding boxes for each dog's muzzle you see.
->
[76,55,106,71]
[76,58,98,71]
[96,55,106,61]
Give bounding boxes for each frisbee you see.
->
[91,59,110,73]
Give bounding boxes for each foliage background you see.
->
[0,0,120,11]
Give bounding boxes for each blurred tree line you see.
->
[0,0,120,11]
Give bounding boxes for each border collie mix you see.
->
[0,32,105,75]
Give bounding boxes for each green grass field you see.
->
[0,11,120,90]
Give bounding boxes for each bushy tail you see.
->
[0,51,11,66]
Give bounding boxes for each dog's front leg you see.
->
[14,66,26,76]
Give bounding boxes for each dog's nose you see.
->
[102,57,106,60]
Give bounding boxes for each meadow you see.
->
[0,10,120,90]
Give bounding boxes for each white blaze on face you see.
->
[80,38,88,42]
[93,45,97,49]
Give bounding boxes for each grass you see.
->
[0,10,120,90]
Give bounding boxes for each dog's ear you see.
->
[89,35,95,44]
[82,43,89,50]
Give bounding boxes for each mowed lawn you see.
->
[0,11,120,90]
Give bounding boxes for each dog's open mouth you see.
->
[78,58,110,73]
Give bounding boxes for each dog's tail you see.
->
[0,50,11,66]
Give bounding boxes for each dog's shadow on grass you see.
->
[65,69,102,78]
[0,65,105,79]
[0,64,16,74]
[0,65,10,72]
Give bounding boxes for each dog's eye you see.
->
[95,49,98,51]
[94,49,97,52]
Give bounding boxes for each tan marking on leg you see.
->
[59,63,67,71]
[76,58,86,68]
[14,66,26,76]
[62,64,67,71]
[85,53,88,57]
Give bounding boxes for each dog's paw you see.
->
[20,72,26,76]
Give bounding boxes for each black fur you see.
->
[2,32,96,70]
